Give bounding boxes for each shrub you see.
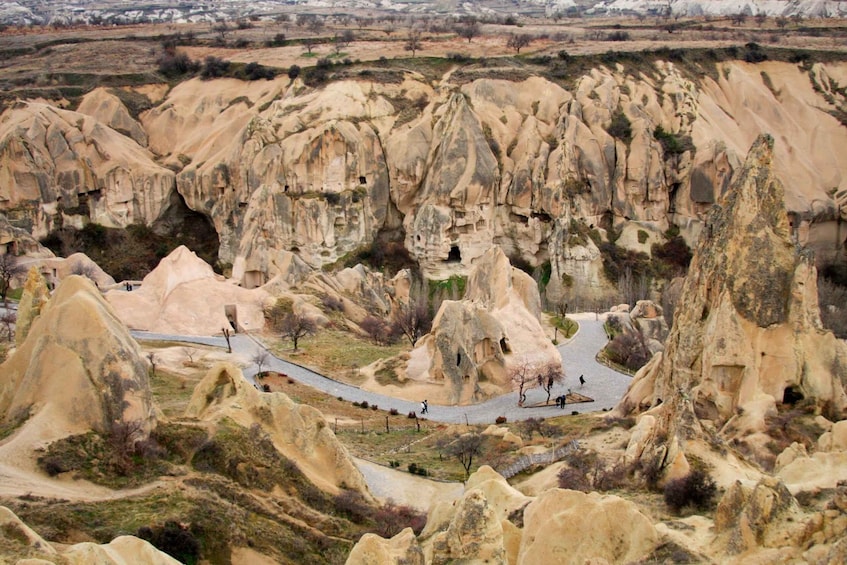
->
[818,277,847,338]
[157,52,199,78]
[606,110,632,143]
[333,490,371,524]
[407,411,417,418]
[321,295,344,312]
[495,416,507,424]
[654,126,694,156]
[244,61,277,80]
[663,469,717,513]
[557,466,591,492]
[389,408,399,416]
[201,56,230,79]
[604,329,652,372]
[361,316,391,344]
[288,65,301,79]
[138,521,200,565]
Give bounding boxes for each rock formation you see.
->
[405,247,562,404]
[1,505,181,564]
[0,275,157,446]
[185,363,370,496]
[0,101,174,237]
[14,267,49,346]
[617,135,847,470]
[77,87,148,147]
[348,465,659,565]
[106,245,271,335]
[3,62,846,300]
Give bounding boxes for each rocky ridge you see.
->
[617,135,847,480]
[2,60,845,303]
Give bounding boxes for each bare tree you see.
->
[456,17,481,43]
[731,13,747,26]
[506,33,532,54]
[280,312,317,351]
[147,352,157,377]
[303,36,316,54]
[538,363,565,405]
[0,254,24,308]
[252,349,271,377]
[441,433,484,479]
[618,267,650,307]
[405,28,422,57]
[361,315,392,345]
[1,311,15,342]
[391,299,432,346]
[509,359,541,405]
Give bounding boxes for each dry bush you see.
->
[663,469,717,513]
[818,277,847,338]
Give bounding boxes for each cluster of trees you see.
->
[509,360,565,406]
[360,299,433,347]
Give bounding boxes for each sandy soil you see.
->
[354,457,464,511]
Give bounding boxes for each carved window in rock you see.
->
[447,245,461,262]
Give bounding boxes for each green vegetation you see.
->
[40,216,219,281]
[552,315,579,339]
[654,125,695,156]
[428,275,467,300]
[606,109,633,144]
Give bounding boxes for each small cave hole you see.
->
[456,352,461,367]
[447,245,461,262]
[500,338,510,353]
[359,176,367,185]
[783,385,804,406]
[284,185,289,192]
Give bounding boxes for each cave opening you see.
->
[500,338,510,353]
[447,245,461,262]
[782,385,804,406]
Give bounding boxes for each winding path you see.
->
[131,313,632,425]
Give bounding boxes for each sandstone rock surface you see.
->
[106,245,270,335]
[405,247,562,404]
[185,363,370,496]
[3,62,846,302]
[617,136,847,468]
[0,102,174,237]
[0,275,157,446]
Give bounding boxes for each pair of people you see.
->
[420,399,428,414]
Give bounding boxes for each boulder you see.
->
[715,478,807,555]
[427,489,507,565]
[345,528,424,565]
[77,87,148,147]
[517,489,659,564]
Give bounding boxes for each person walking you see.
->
[421,399,428,414]
[579,375,585,387]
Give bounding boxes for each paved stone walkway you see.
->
[131,312,631,425]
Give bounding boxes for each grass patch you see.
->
[552,315,579,339]
[149,368,202,419]
[265,327,408,383]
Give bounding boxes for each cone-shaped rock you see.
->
[617,135,847,459]
[0,275,157,443]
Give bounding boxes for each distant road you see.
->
[131,313,632,424]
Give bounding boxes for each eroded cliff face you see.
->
[0,102,174,237]
[617,135,847,471]
[1,61,845,292]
